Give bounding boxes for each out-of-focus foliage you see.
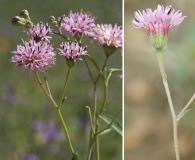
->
[125,0,195,160]
[0,0,122,160]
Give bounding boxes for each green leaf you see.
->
[99,114,122,136]
[97,128,112,137]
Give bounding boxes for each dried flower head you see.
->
[11,40,55,72]
[59,41,87,62]
[90,24,122,48]
[132,5,186,52]
[60,11,95,37]
[27,22,52,42]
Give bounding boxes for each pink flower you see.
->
[27,22,52,43]
[90,24,122,48]
[11,40,55,72]
[60,11,95,37]
[58,41,87,62]
[132,5,186,52]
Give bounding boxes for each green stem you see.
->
[56,107,75,154]
[157,53,180,160]
[34,72,58,108]
[34,72,77,158]
[95,56,109,84]
[83,56,95,84]
[44,73,52,96]
[59,67,71,108]
[52,31,70,41]
[85,55,109,160]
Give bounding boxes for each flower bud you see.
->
[12,16,26,26]
[19,10,30,20]
[25,21,34,29]
[49,15,58,26]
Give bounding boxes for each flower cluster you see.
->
[11,40,55,72]
[60,11,95,37]
[11,22,55,72]
[58,41,87,62]
[90,24,122,49]
[132,5,186,52]
[11,10,122,72]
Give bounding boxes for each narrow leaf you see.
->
[99,114,122,136]
[97,128,112,137]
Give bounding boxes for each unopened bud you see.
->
[49,15,58,26]
[25,21,33,29]
[19,10,30,19]
[12,16,26,26]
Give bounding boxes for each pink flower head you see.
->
[132,5,186,52]
[11,40,55,72]
[58,41,87,63]
[90,24,122,49]
[27,22,52,43]
[60,11,95,37]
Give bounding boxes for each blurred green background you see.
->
[0,0,122,160]
[125,0,195,160]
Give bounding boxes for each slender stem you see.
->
[56,108,75,154]
[44,73,52,96]
[52,31,70,41]
[34,72,77,157]
[86,106,95,134]
[59,67,71,108]
[95,132,100,160]
[95,56,109,84]
[157,53,180,160]
[177,93,195,121]
[34,72,58,108]
[83,56,95,84]
[85,55,109,160]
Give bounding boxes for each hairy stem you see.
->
[157,53,180,160]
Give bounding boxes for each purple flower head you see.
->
[31,120,64,142]
[27,22,52,43]
[132,5,186,52]
[60,11,95,37]
[58,41,87,62]
[90,24,122,49]
[11,40,55,72]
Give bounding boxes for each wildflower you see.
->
[90,24,122,56]
[91,24,122,48]
[58,41,87,67]
[60,11,95,37]
[11,40,55,72]
[27,22,52,42]
[132,5,186,52]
